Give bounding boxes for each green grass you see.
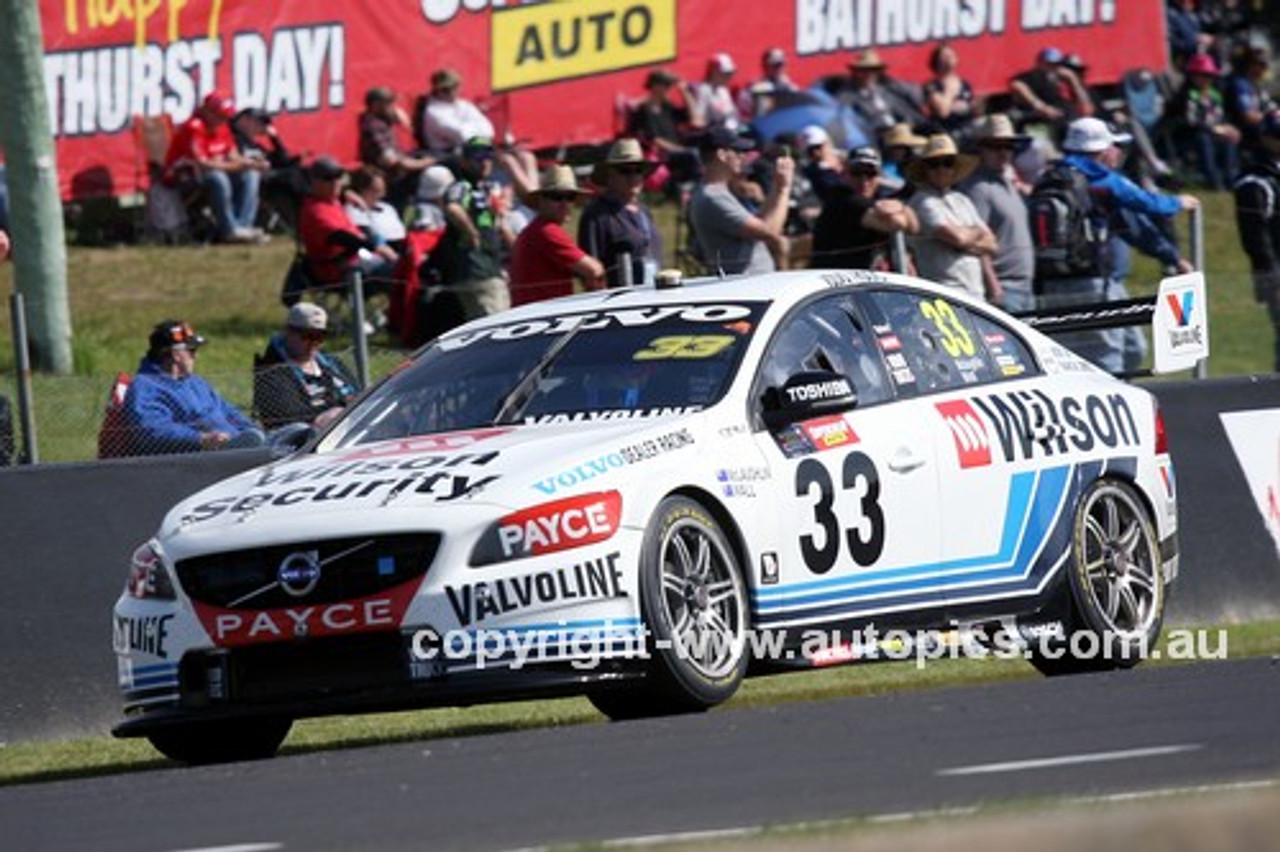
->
[2,620,1276,787]
[0,191,1270,462]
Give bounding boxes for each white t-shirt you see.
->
[422,97,495,155]
[345,201,406,244]
[909,187,985,297]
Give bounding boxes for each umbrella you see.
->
[750,86,872,150]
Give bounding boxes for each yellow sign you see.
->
[491,0,677,92]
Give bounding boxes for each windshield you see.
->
[322,302,765,449]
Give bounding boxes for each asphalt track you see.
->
[3,657,1278,852]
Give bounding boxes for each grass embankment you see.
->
[2,620,1276,787]
[0,191,1270,461]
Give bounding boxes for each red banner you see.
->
[39,0,1166,199]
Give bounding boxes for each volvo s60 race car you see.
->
[112,269,1197,763]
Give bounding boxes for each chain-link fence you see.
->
[0,344,406,464]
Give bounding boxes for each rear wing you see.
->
[1015,272,1209,378]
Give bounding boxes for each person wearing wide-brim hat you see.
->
[903,133,980,184]
[906,133,999,301]
[509,165,605,306]
[848,48,888,71]
[961,115,1036,311]
[580,139,665,288]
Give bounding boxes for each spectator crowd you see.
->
[3,2,1276,459]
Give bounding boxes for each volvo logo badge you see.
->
[278,550,322,598]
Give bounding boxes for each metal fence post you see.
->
[1189,205,1207,379]
[890,231,909,274]
[9,291,38,464]
[618,251,634,288]
[349,271,370,389]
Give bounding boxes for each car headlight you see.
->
[124,542,176,600]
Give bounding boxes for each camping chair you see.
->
[97,372,138,458]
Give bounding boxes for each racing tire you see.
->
[591,496,749,720]
[146,717,292,765]
[1030,479,1165,677]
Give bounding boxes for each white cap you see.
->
[709,52,737,74]
[799,125,830,149]
[417,164,455,202]
[1062,117,1131,153]
[287,302,328,332]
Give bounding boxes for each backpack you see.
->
[1027,160,1108,281]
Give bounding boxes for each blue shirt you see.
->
[124,357,257,453]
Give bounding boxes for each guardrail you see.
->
[0,376,1277,743]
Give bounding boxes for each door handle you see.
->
[887,449,927,473]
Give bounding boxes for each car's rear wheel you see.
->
[590,496,749,720]
[147,717,292,765]
[1031,479,1164,676]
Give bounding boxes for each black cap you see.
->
[148,320,205,356]
[698,125,757,153]
[308,156,347,181]
[463,136,496,159]
[234,106,272,124]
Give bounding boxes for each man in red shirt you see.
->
[298,156,397,292]
[509,165,604,306]
[164,91,268,244]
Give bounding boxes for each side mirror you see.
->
[761,371,859,429]
[267,422,315,458]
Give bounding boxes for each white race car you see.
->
[112,269,1198,763]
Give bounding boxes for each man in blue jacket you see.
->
[1038,117,1200,372]
[123,320,264,455]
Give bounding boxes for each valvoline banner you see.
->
[40,0,1165,199]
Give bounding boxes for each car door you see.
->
[858,287,1050,622]
[748,292,943,638]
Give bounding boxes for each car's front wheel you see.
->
[590,496,749,720]
[1031,479,1164,676]
[147,717,292,765]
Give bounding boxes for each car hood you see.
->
[157,418,701,540]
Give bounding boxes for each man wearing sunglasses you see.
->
[578,138,664,288]
[811,146,918,271]
[510,165,605,306]
[122,320,264,456]
[959,114,1035,312]
[906,133,1001,303]
[254,303,359,430]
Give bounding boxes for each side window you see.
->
[966,310,1040,381]
[758,295,892,407]
[862,289,997,394]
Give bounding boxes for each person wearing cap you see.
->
[508,165,604,306]
[738,47,799,120]
[254,303,359,430]
[1170,52,1241,190]
[578,138,664,288]
[905,134,1000,301]
[1234,110,1280,371]
[420,68,497,158]
[358,86,435,209]
[811,146,917,271]
[1008,47,1093,136]
[959,114,1035,311]
[689,125,794,274]
[121,320,263,455]
[163,91,268,244]
[799,125,845,205]
[299,156,399,294]
[839,49,924,132]
[1039,117,1200,372]
[231,106,306,231]
[688,52,743,132]
[408,164,456,233]
[433,137,514,321]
